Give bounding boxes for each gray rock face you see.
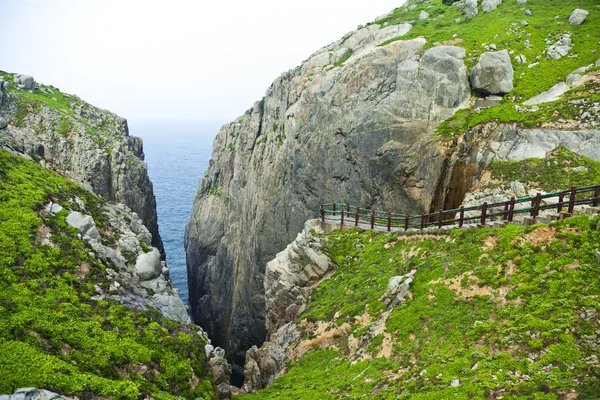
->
[135,249,162,281]
[0,118,7,130]
[469,50,514,94]
[185,24,471,380]
[523,82,568,105]
[481,0,501,12]
[66,211,100,240]
[569,9,589,25]
[264,220,331,335]
[464,0,478,18]
[208,347,233,400]
[0,388,73,400]
[0,87,163,254]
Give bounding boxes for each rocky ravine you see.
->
[0,72,164,254]
[186,5,600,383]
[185,22,473,380]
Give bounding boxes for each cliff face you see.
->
[186,0,600,383]
[185,23,472,379]
[0,72,163,254]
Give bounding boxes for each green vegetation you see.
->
[437,79,600,138]
[488,146,600,192]
[0,150,214,399]
[369,0,600,137]
[334,49,354,68]
[240,215,600,399]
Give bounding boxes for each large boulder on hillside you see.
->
[13,74,36,90]
[481,0,501,12]
[569,9,588,25]
[469,50,514,94]
[135,249,162,281]
[66,211,100,240]
[464,0,478,18]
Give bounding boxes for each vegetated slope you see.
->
[0,70,164,254]
[238,215,600,399]
[186,0,599,380]
[0,149,214,399]
[239,148,600,399]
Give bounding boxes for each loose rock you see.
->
[470,50,514,94]
[0,118,7,130]
[464,0,478,18]
[419,11,429,20]
[135,249,162,281]
[569,9,589,25]
[66,211,100,240]
[481,0,501,13]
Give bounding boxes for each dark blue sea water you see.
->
[133,120,222,305]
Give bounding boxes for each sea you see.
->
[132,120,223,305]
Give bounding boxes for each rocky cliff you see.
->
[186,0,600,382]
[0,72,164,254]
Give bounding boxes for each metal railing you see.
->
[320,184,600,232]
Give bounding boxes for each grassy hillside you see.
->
[0,149,214,399]
[370,0,600,137]
[239,214,600,399]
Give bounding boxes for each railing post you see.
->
[370,209,375,230]
[405,213,410,231]
[333,202,336,215]
[340,208,344,227]
[568,186,577,214]
[438,208,444,228]
[481,202,488,225]
[508,197,515,222]
[355,208,359,227]
[558,193,564,213]
[459,206,464,228]
[532,192,541,217]
[387,212,391,232]
[503,201,509,220]
[320,205,324,222]
[594,186,600,207]
[420,214,425,230]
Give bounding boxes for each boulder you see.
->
[0,388,71,400]
[14,74,36,90]
[65,211,100,240]
[469,50,514,94]
[517,0,526,3]
[547,36,572,60]
[0,118,7,130]
[464,0,478,18]
[419,11,429,20]
[481,0,501,12]
[514,55,526,64]
[569,9,589,25]
[384,270,416,308]
[135,249,162,281]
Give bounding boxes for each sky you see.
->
[1,0,404,125]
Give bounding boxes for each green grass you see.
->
[0,150,215,399]
[367,0,600,137]
[240,215,600,399]
[488,146,600,192]
[437,78,600,138]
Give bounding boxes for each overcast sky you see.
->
[1,0,404,125]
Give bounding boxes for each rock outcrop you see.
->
[469,50,514,95]
[185,22,472,381]
[0,73,163,254]
[569,9,589,25]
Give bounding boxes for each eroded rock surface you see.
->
[0,78,163,254]
[185,22,472,380]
